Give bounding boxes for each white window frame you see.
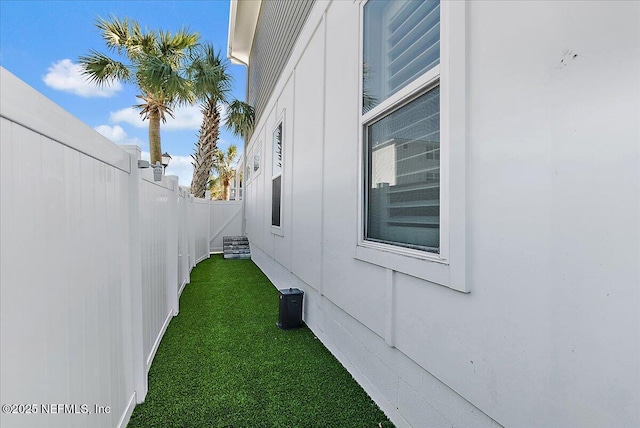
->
[271,114,285,235]
[356,0,468,292]
[253,146,262,177]
[245,150,252,184]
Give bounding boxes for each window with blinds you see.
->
[363,0,440,114]
[254,149,261,173]
[363,0,441,253]
[272,123,283,227]
[366,87,440,251]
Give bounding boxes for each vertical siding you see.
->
[0,116,133,428]
[193,199,211,263]
[0,68,226,428]
[209,201,243,252]
[248,0,315,123]
[241,1,640,427]
[138,178,171,370]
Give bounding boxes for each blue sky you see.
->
[0,0,247,186]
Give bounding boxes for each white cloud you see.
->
[43,59,122,98]
[141,151,194,188]
[110,103,205,130]
[109,103,228,131]
[94,124,145,147]
[166,104,203,130]
[110,107,145,128]
[165,154,195,188]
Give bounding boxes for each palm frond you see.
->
[79,50,131,85]
[188,44,232,103]
[157,28,200,67]
[225,100,255,139]
[212,144,238,182]
[135,93,175,123]
[137,55,194,106]
[96,16,133,54]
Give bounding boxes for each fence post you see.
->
[176,187,189,292]
[205,191,212,256]
[121,145,147,404]
[189,194,196,269]
[165,176,179,316]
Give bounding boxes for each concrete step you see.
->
[224,253,252,259]
[223,236,249,244]
[223,236,251,259]
[224,248,250,254]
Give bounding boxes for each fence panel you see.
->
[209,201,243,252]
[1,68,135,428]
[138,174,174,372]
[0,67,247,428]
[192,198,211,263]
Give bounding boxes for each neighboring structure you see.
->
[228,1,640,427]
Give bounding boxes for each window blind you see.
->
[386,0,440,96]
[363,0,440,112]
[367,86,440,251]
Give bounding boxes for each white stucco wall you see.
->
[241,1,640,427]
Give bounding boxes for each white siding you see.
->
[290,21,324,290]
[241,1,640,427]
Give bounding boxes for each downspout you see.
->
[242,73,248,236]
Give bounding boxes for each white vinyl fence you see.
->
[0,67,241,428]
[209,200,243,252]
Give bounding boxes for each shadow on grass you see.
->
[128,255,393,428]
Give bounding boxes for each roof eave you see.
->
[228,0,262,66]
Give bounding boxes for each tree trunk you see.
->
[149,111,162,165]
[190,99,220,198]
[223,179,230,201]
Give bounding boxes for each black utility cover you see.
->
[277,288,304,329]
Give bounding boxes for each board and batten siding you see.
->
[238,1,640,427]
[248,0,315,123]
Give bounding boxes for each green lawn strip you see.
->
[127,255,393,428]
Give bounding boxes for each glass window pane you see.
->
[254,149,261,173]
[366,86,440,251]
[272,122,283,227]
[272,175,282,227]
[272,124,282,176]
[363,0,440,113]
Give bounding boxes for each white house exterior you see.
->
[229,1,640,427]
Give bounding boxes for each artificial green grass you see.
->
[127,255,393,428]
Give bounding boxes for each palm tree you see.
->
[79,16,198,165]
[188,44,254,198]
[211,145,238,201]
[189,45,230,198]
[207,176,224,200]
